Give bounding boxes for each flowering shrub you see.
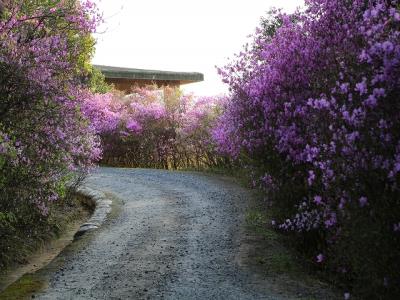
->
[0,0,102,265]
[82,86,226,169]
[215,1,400,297]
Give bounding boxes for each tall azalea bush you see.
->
[215,0,400,297]
[0,0,102,266]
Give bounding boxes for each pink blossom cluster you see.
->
[81,87,225,169]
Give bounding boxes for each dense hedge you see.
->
[214,1,400,298]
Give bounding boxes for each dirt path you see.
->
[33,167,334,299]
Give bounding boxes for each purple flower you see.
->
[365,94,377,107]
[355,78,368,95]
[324,212,337,228]
[382,41,394,53]
[359,196,368,207]
[307,170,316,186]
[316,253,324,263]
[314,195,323,205]
[340,83,349,93]
[126,119,142,134]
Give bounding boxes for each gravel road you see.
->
[35,167,328,300]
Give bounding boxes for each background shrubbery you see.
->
[82,86,228,170]
[214,0,400,298]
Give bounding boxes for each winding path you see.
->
[35,167,329,299]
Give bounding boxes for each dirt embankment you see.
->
[0,193,93,298]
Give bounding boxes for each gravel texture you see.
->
[35,167,330,300]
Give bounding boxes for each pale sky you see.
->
[93,0,304,96]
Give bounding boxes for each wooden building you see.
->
[94,65,204,92]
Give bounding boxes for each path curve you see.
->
[35,167,320,299]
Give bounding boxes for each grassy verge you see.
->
[245,207,304,275]
[0,274,46,300]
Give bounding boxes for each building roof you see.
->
[94,65,204,84]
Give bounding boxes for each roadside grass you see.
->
[0,274,45,300]
[245,207,305,276]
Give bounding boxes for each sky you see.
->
[93,0,304,96]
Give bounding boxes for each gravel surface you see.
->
[35,167,326,300]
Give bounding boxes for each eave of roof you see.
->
[94,65,204,83]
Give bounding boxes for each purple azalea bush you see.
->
[0,0,102,254]
[215,0,400,297]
